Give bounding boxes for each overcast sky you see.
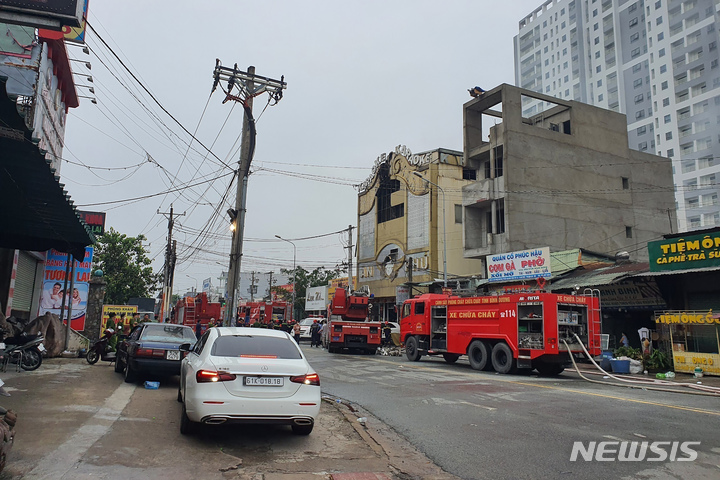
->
[61,1,544,293]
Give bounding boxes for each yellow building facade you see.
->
[356,145,484,321]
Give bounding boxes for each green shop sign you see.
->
[648,231,720,272]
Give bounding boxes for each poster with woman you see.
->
[38,247,93,330]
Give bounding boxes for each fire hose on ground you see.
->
[563,334,720,397]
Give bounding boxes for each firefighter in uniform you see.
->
[382,321,393,346]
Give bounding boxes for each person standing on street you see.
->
[382,321,392,346]
[309,319,321,347]
[292,322,301,343]
[318,320,326,349]
[195,318,202,338]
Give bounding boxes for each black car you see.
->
[116,323,197,383]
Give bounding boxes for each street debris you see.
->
[376,346,403,356]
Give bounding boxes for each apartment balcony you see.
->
[462,178,495,206]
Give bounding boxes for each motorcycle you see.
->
[0,332,45,372]
[86,328,117,366]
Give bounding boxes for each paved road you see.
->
[0,357,454,480]
[304,347,720,480]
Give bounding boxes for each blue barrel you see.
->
[610,359,630,374]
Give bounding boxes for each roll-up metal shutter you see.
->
[13,252,39,312]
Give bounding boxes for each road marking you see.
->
[26,382,136,479]
[368,358,720,417]
[431,397,496,411]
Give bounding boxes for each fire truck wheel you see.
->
[491,342,516,374]
[405,336,422,362]
[535,362,565,376]
[467,340,489,370]
[442,353,461,364]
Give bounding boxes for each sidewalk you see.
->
[0,358,460,480]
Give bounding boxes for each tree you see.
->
[93,228,161,304]
[276,266,341,319]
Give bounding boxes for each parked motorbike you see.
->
[0,333,45,372]
[86,328,117,366]
[0,316,45,372]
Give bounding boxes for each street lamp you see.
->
[413,171,447,287]
[186,275,198,293]
[275,235,296,321]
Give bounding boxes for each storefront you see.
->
[655,311,720,376]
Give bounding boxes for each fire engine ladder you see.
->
[583,288,602,351]
[185,298,197,326]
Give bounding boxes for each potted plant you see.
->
[643,349,671,372]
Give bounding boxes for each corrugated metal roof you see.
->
[550,262,650,290]
[632,265,720,277]
[0,81,94,258]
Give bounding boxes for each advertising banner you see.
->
[39,247,93,330]
[102,305,138,331]
[395,285,410,305]
[648,231,720,272]
[486,247,551,283]
[305,286,328,311]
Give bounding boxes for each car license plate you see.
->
[166,350,180,360]
[244,376,283,387]
[37,344,46,352]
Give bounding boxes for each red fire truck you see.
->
[238,300,291,325]
[174,292,223,328]
[325,287,382,354]
[399,292,601,375]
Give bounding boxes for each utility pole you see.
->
[158,206,184,322]
[250,271,256,302]
[347,225,354,292]
[213,61,286,326]
[406,256,413,295]
[267,271,274,299]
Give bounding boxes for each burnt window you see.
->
[376,164,404,224]
[496,199,506,234]
[462,168,477,180]
[626,226,633,238]
[484,160,491,179]
[493,145,504,177]
[563,120,571,134]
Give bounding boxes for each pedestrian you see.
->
[293,321,302,343]
[195,318,202,338]
[118,313,127,334]
[105,312,117,330]
[208,318,216,329]
[142,313,151,323]
[620,332,629,347]
[318,320,326,348]
[130,313,140,331]
[310,319,321,347]
[382,321,392,346]
[642,337,650,355]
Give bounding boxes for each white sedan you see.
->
[178,327,321,435]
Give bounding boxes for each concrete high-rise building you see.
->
[514,0,720,232]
